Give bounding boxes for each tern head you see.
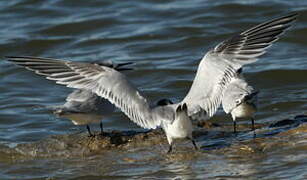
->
[244,90,259,104]
[156,98,173,106]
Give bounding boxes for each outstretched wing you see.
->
[183,13,297,117]
[6,56,162,129]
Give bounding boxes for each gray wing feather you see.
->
[66,89,97,102]
[183,13,297,117]
[6,56,161,129]
[62,89,114,114]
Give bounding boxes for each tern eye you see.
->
[235,99,241,104]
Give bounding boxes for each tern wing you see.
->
[66,89,97,103]
[183,13,297,117]
[6,56,163,129]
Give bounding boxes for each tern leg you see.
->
[251,117,256,138]
[233,120,237,134]
[192,139,198,150]
[187,137,198,150]
[166,136,174,154]
[167,144,173,154]
[86,125,95,137]
[100,122,104,136]
[251,117,255,131]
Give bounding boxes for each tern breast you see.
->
[231,102,257,119]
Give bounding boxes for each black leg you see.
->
[191,139,198,150]
[87,125,94,137]
[100,122,104,136]
[251,118,255,131]
[251,118,256,138]
[187,137,198,150]
[233,121,237,134]
[167,144,173,154]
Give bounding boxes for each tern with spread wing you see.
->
[6,13,296,153]
[6,56,197,153]
[182,13,296,121]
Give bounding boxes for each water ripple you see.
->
[0,0,307,179]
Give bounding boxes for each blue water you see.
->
[0,0,306,179]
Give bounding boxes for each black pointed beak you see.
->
[244,90,260,101]
[115,62,134,71]
[117,62,134,67]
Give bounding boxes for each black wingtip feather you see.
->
[214,13,297,59]
[243,13,298,35]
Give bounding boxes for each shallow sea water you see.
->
[0,0,307,179]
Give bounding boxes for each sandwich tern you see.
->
[52,89,115,137]
[47,61,133,137]
[56,61,132,137]
[182,13,296,121]
[222,76,259,133]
